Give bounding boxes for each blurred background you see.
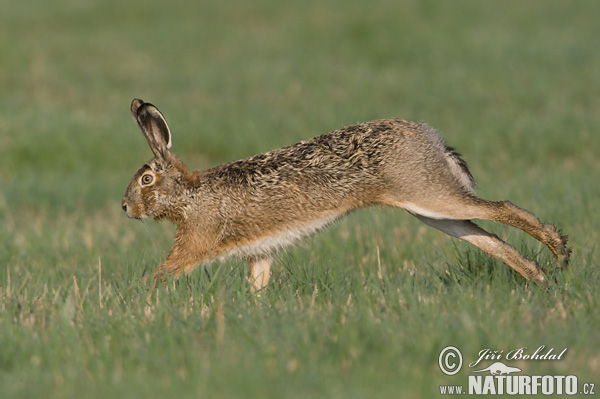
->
[1,0,598,397]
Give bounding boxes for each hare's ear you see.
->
[131,99,172,160]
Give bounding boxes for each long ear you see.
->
[131,99,172,160]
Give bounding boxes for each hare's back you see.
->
[204,118,432,187]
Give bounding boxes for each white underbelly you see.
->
[223,212,344,260]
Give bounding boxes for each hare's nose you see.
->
[122,202,128,212]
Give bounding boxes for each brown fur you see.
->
[122,99,570,290]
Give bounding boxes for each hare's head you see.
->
[122,99,188,221]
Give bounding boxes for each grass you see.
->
[1,0,599,398]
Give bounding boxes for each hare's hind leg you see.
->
[413,216,546,284]
[434,197,570,269]
[482,200,570,269]
[400,196,570,269]
[248,258,272,292]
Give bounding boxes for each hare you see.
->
[122,99,570,290]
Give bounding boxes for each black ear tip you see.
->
[131,98,144,116]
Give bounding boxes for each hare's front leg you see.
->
[150,243,208,284]
[248,258,272,292]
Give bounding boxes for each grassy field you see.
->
[1,0,599,397]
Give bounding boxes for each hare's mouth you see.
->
[125,212,147,220]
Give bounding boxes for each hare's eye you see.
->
[141,174,154,185]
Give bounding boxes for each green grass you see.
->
[1,0,599,398]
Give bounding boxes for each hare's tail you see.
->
[443,145,476,194]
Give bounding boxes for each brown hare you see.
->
[122,99,570,290]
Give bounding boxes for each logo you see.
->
[470,361,521,375]
[437,346,596,396]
